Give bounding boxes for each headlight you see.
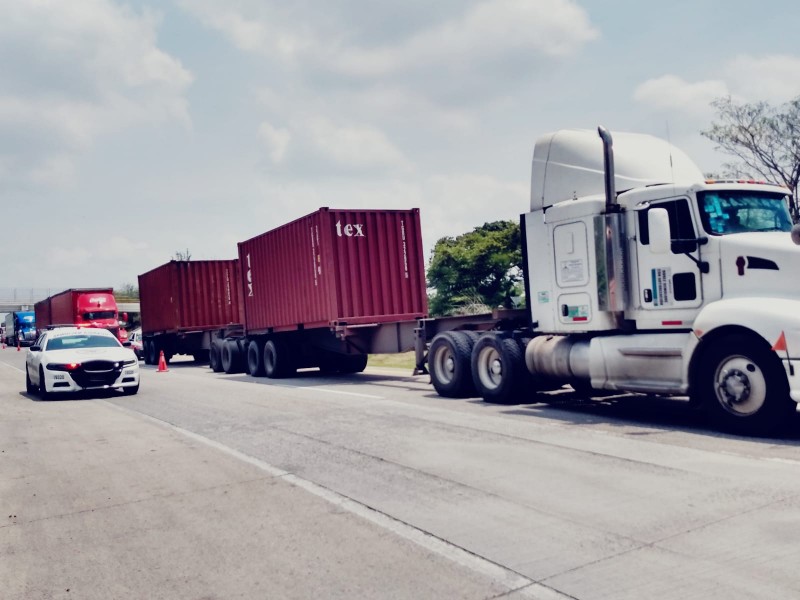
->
[122,359,138,367]
[46,362,81,371]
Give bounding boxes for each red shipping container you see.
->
[138,260,242,335]
[239,208,428,334]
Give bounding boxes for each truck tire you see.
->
[247,340,266,377]
[263,339,295,379]
[145,341,159,366]
[428,332,476,398]
[694,333,795,435]
[221,340,244,374]
[471,334,526,404]
[338,353,368,374]
[209,340,223,373]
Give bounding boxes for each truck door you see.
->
[635,197,704,310]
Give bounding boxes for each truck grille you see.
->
[70,360,122,388]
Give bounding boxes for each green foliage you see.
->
[427,221,523,316]
[115,283,139,300]
[702,95,800,220]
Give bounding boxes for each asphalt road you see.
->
[2,347,800,600]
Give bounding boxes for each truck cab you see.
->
[520,128,800,434]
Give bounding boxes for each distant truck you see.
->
[4,311,36,346]
[138,260,243,364]
[138,208,428,374]
[35,289,124,341]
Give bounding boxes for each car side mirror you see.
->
[648,208,671,254]
[30,345,41,352]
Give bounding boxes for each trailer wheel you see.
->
[221,340,244,374]
[247,340,266,377]
[209,341,223,373]
[695,333,794,435]
[471,334,525,404]
[263,339,294,378]
[428,332,476,398]
[338,353,368,374]
[145,340,159,366]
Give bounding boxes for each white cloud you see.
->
[258,122,291,163]
[303,117,412,172]
[329,0,598,78]
[724,54,800,102]
[180,0,597,97]
[633,75,729,117]
[633,53,800,120]
[0,0,193,189]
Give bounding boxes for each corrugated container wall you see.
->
[239,208,428,334]
[138,260,242,334]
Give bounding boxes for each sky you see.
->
[1,0,799,294]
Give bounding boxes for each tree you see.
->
[115,283,139,300]
[702,95,800,221]
[174,248,192,260]
[427,221,523,316]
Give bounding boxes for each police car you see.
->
[25,327,140,399]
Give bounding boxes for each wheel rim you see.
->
[713,354,767,416]
[432,344,456,384]
[476,345,503,391]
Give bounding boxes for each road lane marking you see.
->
[103,401,571,600]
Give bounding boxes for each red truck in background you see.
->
[35,288,127,342]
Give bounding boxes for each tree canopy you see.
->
[427,220,522,316]
[702,95,800,220]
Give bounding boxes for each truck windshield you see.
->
[698,190,792,235]
[83,311,116,320]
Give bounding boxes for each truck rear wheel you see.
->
[263,339,295,378]
[471,334,526,404]
[221,340,244,374]
[338,353,368,374]
[145,340,158,366]
[209,340,223,372]
[247,340,266,376]
[695,333,795,435]
[428,332,476,398]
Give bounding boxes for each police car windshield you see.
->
[46,335,120,350]
[698,190,792,235]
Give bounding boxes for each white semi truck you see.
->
[425,127,800,435]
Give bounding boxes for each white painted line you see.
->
[0,361,23,372]
[103,401,570,600]
[276,384,384,399]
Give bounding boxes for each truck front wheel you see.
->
[471,334,526,404]
[428,332,476,398]
[695,334,795,435]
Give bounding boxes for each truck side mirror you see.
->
[648,208,671,254]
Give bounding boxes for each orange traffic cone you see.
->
[157,350,169,372]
